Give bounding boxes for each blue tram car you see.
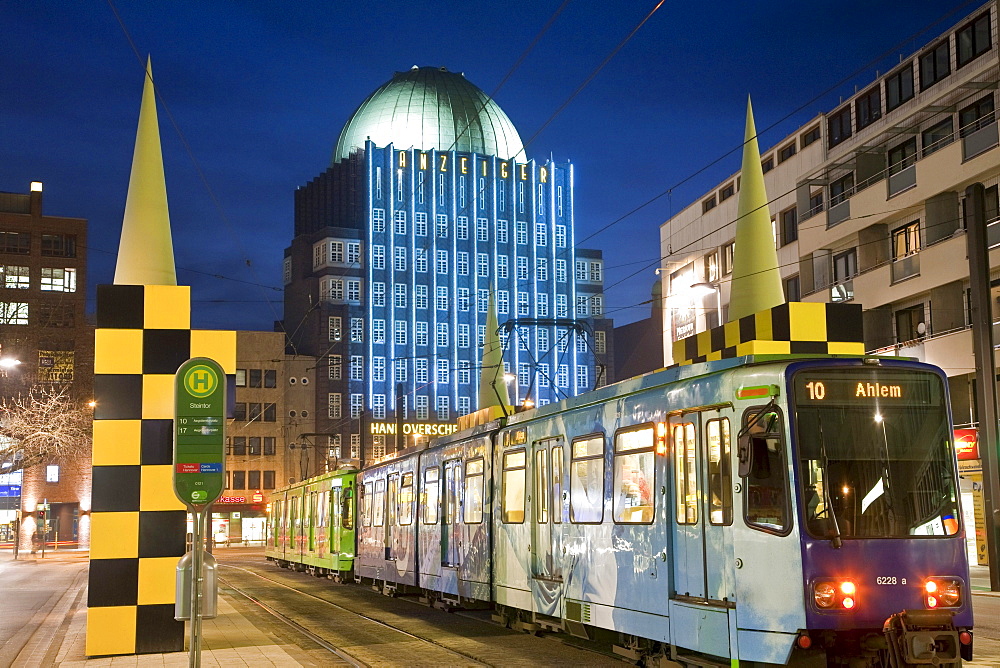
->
[269,355,973,667]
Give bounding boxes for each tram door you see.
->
[702,414,734,601]
[442,460,461,567]
[531,438,565,616]
[670,416,706,599]
[330,486,342,560]
[385,474,398,561]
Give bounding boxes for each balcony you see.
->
[887,164,916,197]
[827,199,850,226]
[962,120,999,161]
[890,252,919,283]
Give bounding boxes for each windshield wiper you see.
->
[817,416,843,549]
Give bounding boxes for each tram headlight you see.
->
[814,582,837,608]
[813,579,857,610]
[925,578,962,608]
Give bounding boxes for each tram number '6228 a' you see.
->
[876,576,906,585]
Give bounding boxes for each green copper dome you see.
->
[333,66,525,163]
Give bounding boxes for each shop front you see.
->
[955,428,986,565]
[186,490,267,546]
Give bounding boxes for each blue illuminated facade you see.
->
[284,68,613,462]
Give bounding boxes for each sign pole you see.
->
[173,358,227,666]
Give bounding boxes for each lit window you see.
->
[46,465,59,483]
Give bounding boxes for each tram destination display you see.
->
[793,369,939,407]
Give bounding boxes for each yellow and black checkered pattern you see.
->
[86,284,235,657]
[673,302,865,366]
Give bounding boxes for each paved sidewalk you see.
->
[6,550,318,667]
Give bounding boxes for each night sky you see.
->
[2,0,972,331]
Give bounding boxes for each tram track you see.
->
[218,556,626,667]
[220,563,493,667]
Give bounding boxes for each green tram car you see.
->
[265,467,357,580]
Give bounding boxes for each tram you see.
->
[266,354,973,667]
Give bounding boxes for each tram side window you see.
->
[742,408,790,533]
[399,473,414,525]
[373,479,386,527]
[361,482,372,527]
[706,418,733,525]
[342,484,353,530]
[464,459,485,524]
[552,446,563,525]
[387,475,398,527]
[570,434,605,523]
[674,423,698,524]
[535,449,549,523]
[423,467,440,524]
[614,426,655,523]
[502,449,526,523]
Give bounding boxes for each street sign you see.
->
[173,358,226,507]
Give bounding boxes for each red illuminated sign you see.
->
[252,491,264,503]
[954,429,979,460]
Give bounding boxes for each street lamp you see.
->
[689,282,723,328]
[0,358,21,370]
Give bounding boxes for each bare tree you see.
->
[0,386,92,474]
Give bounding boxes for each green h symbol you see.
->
[192,371,211,390]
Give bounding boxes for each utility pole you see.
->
[965,183,1000,591]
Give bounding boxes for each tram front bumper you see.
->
[883,609,963,664]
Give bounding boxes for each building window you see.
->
[885,64,914,112]
[415,395,429,420]
[372,394,386,420]
[854,86,882,130]
[721,241,735,275]
[437,323,449,347]
[827,106,852,148]
[418,171,425,204]
[555,259,566,283]
[39,267,76,292]
[263,471,275,489]
[350,434,361,459]
[235,369,247,387]
[477,253,489,278]
[555,224,566,247]
[329,355,342,380]
[959,95,995,137]
[592,294,604,316]
[761,155,774,173]
[394,283,406,308]
[476,217,488,242]
[0,232,30,255]
[373,282,385,307]
[589,261,602,282]
[2,265,29,289]
[829,173,854,207]
[719,183,735,201]
[350,355,363,381]
[394,359,407,382]
[45,464,59,483]
[248,437,262,456]
[496,219,508,243]
[372,356,386,382]
[778,143,796,163]
[801,125,821,147]
[351,318,363,342]
[577,365,589,389]
[413,212,427,237]
[436,214,448,238]
[518,292,530,317]
[394,247,406,271]
[536,258,548,281]
[575,260,587,281]
[373,208,385,232]
[458,324,470,348]
[436,287,448,311]
[895,304,925,342]
[350,394,363,419]
[459,176,466,207]
[518,363,530,387]
[702,196,717,213]
[414,285,427,309]
[41,234,76,257]
[373,245,385,270]
[892,221,920,259]
[231,436,247,455]
[515,221,527,245]
[416,321,428,346]
[496,255,508,279]
[232,471,246,490]
[347,279,360,302]
[497,290,509,314]
[415,359,428,383]
[375,169,383,200]
[457,216,469,240]
[833,248,858,283]
[921,117,954,156]
[535,222,547,246]
[808,191,824,217]
[779,206,797,246]
[538,328,549,352]
[264,369,277,388]
[595,330,606,354]
[394,210,406,235]
[458,288,469,311]
[919,39,951,90]
[328,393,342,419]
[537,293,549,317]
[458,396,470,415]
[888,137,917,176]
[517,256,528,281]
[0,302,28,325]
[436,250,448,274]
[957,11,992,68]
[556,364,569,388]
[457,252,469,275]
[436,359,449,384]
[479,177,486,209]
[478,289,488,312]
[395,320,407,345]
[415,249,428,273]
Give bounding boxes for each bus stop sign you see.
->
[173,358,226,507]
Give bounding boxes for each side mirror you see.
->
[737,433,753,478]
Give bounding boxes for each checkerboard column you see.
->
[87,285,235,656]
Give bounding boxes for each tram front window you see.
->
[793,368,959,539]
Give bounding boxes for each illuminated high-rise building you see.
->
[284,66,613,463]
